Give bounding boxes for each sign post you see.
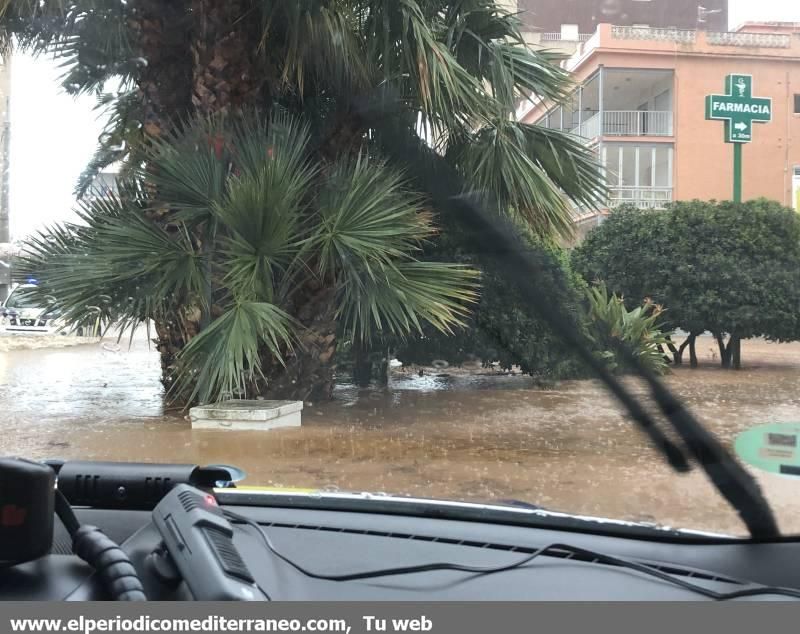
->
[704,74,772,203]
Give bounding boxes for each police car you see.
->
[0,282,69,334]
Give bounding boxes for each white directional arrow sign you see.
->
[734,122,748,132]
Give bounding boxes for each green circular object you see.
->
[735,422,800,478]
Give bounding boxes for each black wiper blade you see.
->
[364,111,779,539]
[632,360,781,539]
[455,198,779,539]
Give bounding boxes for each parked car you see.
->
[0,283,71,334]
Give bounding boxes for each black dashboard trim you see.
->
[214,491,745,544]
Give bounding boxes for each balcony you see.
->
[609,186,673,210]
[572,110,673,139]
[602,111,673,137]
[538,68,674,142]
[541,32,593,42]
[564,24,798,70]
[610,25,791,49]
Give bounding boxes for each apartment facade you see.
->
[520,23,800,236]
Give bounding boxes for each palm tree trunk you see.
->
[155,305,204,398]
[263,285,339,402]
[190,0,265,116]
[147,1,347,402]
[128,0,194,393]
[129,0,193,137]
[352,340,374,388]
[150,0,269,401]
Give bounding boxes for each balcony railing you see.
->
[569,111,673,139]
[609,187,673,210]
[603,111,673,136]
[706,31,791,48]
[542,32,593,42]
[611,25,696,44]
[610,25,791,49]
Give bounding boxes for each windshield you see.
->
[5,287,40,310]
[1,0,799,539]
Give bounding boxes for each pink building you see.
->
[519,23,800,237]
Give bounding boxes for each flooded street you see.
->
[1,333,800,536]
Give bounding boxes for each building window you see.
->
[603,144,674,209]
[793,167,800,212]
[794,94,800,114]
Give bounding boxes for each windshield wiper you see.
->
[453,197,779,539]
[363,108,779,539]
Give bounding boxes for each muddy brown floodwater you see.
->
[1,333,799,536]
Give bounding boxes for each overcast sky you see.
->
[7,0,800,239]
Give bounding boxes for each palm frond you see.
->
[446,121,570,239]
[440,1,571,110]
[142,114,232,222]
[15,182,205,331]
[490,43,571,108]
[519,123,608,210]
[228,110,314,182]
[171,301,296,405]
[311,154,430,279]
[446,119,605,238]
[340,260,479,342]
[362,0,495,134]
[0,0,70,56]
[216,155,315,303]
[75,89,142,198]
[18,0,138,95]
[258,1,370,98]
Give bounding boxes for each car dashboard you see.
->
[3,492,800,601]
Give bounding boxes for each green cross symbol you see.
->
[705,74,772,144]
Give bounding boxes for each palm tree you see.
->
[10,0,605,402]
[17,113,478,402]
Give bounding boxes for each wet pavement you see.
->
[1,332,800,536]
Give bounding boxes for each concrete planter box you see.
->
[190,400,303,431]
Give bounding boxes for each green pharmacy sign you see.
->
[705,74,772,143]
[705,74,773,202]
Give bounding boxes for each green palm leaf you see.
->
[441,2,571,110]
[311,154,429,279]
[519,124,608,210]
[142,115,232,222]
[340,260,479,342]
[75,90,143,198]
[447,120,605,239]
[363,0,495,133]
[171,301,296,405]
[216,160,315,302]
[258,1,370,97]
[15,183,205,332]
